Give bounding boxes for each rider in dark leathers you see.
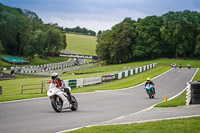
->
[144,77,156,94]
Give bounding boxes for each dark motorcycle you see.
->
[145,84,154,99]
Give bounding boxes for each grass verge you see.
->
[66,117,200,133]
[71,65,169,93]
[155,91,186,107]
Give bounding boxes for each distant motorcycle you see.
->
[187,64,191,69]
[47,81,78,112]
[145,84,154,99]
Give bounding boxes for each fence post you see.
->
[41,81,43,93]
[21,83,23,94]
[43,80,46,91]
[0,86,2,95]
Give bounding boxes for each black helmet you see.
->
[51,72,58,80]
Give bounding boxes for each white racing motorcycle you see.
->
[47,81,78,112]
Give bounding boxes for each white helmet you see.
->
[51,72,58,80]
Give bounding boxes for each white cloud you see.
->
[2,0,200,33]
[41,13,119,32]
[39,6,148,33]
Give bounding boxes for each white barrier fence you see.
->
[1,59,88,73]
[64,63,157,88]
[186,82,191,105]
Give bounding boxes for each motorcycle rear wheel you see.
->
[51,96,63,112]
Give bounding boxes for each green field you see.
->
[66,117,200,133]
[66,33,97,55]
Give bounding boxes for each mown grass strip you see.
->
[66,117,200,133]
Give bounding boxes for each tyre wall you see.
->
[190,82,200,104]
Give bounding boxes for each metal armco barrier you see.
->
[190,81,200,104]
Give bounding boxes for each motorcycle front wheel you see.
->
[150,90,154,98]
[51,96,63,112]
[71,95,78,111]
[147,90,154,99]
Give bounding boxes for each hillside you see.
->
[66,33,97,55]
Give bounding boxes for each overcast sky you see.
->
[1,0,200,32]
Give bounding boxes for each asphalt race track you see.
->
[0,68,197,133]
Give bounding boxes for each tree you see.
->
[64,26,96,36]
[110,18,137,63]
[97,30,102,35]
[161,11,199,59]
[27,30,46,57]
[195,32,200,58]
[46,27,64,53]
[23,45,34,59]
[135,16,163,59]
[96,30,113,64]
[0,3,66,59]
[96,18,137,64]
[0,5,24,55]
[0,40,5,53]
[62,34,67,49]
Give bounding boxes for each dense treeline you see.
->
[64,26,96,36]
[96,10,200,64]
[0,3,67,59]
